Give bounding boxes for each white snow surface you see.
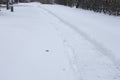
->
[0,2,120,80]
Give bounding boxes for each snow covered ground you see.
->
[0,2,120,80]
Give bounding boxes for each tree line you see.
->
[55,0,120,16]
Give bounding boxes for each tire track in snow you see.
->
[39,5,120,77]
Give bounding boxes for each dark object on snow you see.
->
[45,50,50,52]
[10,4,13,12]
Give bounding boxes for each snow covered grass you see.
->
[0,2,120,80]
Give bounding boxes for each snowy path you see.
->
[40,4,120,66]
[0,2,120,80]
